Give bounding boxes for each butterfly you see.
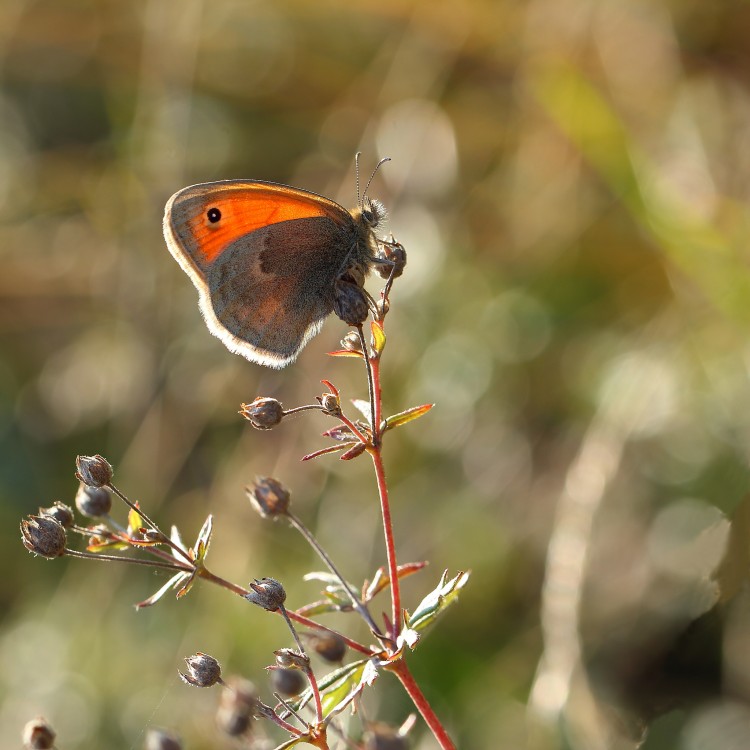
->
[163,158,391,368]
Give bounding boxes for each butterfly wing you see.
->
[164,180,358,368]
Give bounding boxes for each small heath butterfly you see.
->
[163,158,389,368]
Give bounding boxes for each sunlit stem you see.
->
[356,324,378,445]
[369,445,401,638]
[390,660,456,750]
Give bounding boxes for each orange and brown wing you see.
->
[163,180,356,368]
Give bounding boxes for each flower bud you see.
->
[270,667,306,697]
[239,397,284,430]
[317,391,341,418]
[75,454,113,488]
[375,241,407,280]
[21,515,67,558]
[75,483,112,518]
[302,631,347,663]
[22,717,56,750]
[273,648,310,670]
[246,477,290,519]
[144,728,183,750]
[333,278,369,326]
[375,298,389,320]
[245,577,286,611]
[179,652,223,688]
[216,677,260,737]
[341,330,363,353]
[39,501,74,529]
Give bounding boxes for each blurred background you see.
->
[4,0,750,748]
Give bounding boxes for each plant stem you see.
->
[64,548,192,571]
[369,445,401,639]
[390,660,456,750]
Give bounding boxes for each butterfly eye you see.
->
[362,209,375,225]
[206,207,222,224]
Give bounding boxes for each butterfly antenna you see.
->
[355,152,362,208]
[362,157,391,204]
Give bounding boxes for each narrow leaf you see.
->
[302,443,357,461]
[405,570,470,634]
[340,443,367,461]
[136,572,188,609]
[294,599,340,617]
[327,349,365,359]
[320,661,368,716]
[384,404,434,432]
[363,562,428,602]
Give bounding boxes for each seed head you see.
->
[22,717,56,750]
[216,677,260,737]
[239,397,284,430]
[21,515,67,558]
[75,484,112,518]
[179,652,223,688]
[375,241,407,280]
[39,501,75,529]
[302,631,347,663]
[246,477,290,519]
[75,454,113,488]
[245,577,286,611]
[270,667,306,697]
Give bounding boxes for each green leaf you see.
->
[405,570,470,635]
[384,403,434,432]
[319,660,369,716]
[285,660,368,714]
[192,515,213,563]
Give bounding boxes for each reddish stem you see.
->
[391,660,456,750]
[369,444,401,639]
[198,568,375,655]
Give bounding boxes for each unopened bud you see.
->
[75,483,112,518]
[273,648,310,670]
[333,278,369,326]
[341,330,363,353]
[39,501,74,529]
[21,515,67,558]
[75,454,113,488]
[179,652,223,687]
[216,677,260,737]
[246,477,290,519]
[375,298,390,320]
[375,241,407,280]
[302,631,347,663]
[245,577,286,611]
[239,397,284,430]
[144,727,183,750]
[317,391,341,417]
[22,717,56,750]
[270,667,306,697]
